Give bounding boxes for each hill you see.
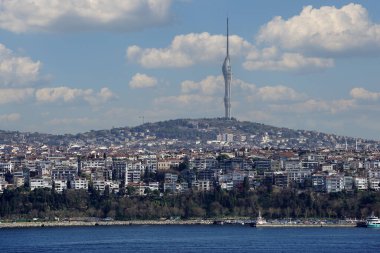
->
[0,118,378,150]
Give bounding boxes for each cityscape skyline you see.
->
[1,1,380,139]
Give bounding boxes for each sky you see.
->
[1,0,380,139]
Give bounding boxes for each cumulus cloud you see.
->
[0,86,114,106]
[35,86,114,105]
[179,75,303,103]
[129,73,157,88]
[181,75,224,95]
[0,88,34,104]
[256,85,306,101]
[85,87,115,106]
[270,99,356,114]
[127,31,333,72]
[181,75,256,95]
[244,48,334,71]
[257,3,380,55]
[350,87,380,100]
[0,113,21,122]
[125,4,380,72]
[0,44,41,87]
[0,0,173,33]
[35,87,91,103]
[127,32,253,68]
[154,94,216,107]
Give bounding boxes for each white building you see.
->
[217,133,234,142]
[326,175,344,193]
[30,178,52,190]
[287,168,311,184]
[0,162,12,175]
[354,177,368,190]
[54,179,67,192]
[0,176,7,193]
[220,181,234,191]
[197,180,211,192]
[71,178,88,190]
[93,180,105,192]
[369,178,380,191]
[164,182,177,192]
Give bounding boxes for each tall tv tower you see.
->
[222,18,231,120]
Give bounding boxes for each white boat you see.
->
[256,211,267,225]
[366,214,380,228]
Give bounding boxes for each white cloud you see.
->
[0,88,34,104]
[98,87,114,101]
[127,32,333,71]
[244,50,334,71]
[179,75,303,103]
[84,87,115,106]
[256,85,306,101]
[270,99,356,114]
[0,44,41,87]
[35,87,92,103]
[0,86,114,106]
[0,0,173,33]
[129,73,157,88]
[350,87,380,100]
[257,4,380,54]
[35,86,114,105]
[181,75,256,95]
[181,75,224,95]
[127,32,253,68]
[154,94,216,107]
[0,113,21,122]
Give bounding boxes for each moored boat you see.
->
[366,214,380,228]
[213,220,224,225]
[256,211,267,225]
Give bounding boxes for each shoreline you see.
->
[0,220,357,228]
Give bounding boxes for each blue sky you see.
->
[1,0,380,139]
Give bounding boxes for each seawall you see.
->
[0,220,357,228]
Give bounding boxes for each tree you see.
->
[4,171,13,184]
[243,177,250,196]
[126,186,137,196]
[66,180,72,189]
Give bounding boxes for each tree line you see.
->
[0,185,379,221]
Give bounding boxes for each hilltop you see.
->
[0,118,378,150]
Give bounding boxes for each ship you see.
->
[366,214,380,228]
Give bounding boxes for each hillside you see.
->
[0,118,378,150]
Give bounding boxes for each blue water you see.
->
[0,225,379,252]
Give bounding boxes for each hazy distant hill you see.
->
[0,118,378,149]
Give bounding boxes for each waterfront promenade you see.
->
[0,219,357,228]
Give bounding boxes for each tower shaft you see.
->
[222,18,231,119]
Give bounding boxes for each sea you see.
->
[0,225,379,253]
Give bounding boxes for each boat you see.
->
[366,214,380,228]
[213,220,224,225]
[256,211,267,225]
[249,211,266,227]
[356,221,366,227]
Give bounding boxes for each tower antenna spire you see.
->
[227,17,229,57]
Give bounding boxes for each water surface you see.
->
[0,225,379,252]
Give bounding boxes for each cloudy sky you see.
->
[1,0,380,139]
